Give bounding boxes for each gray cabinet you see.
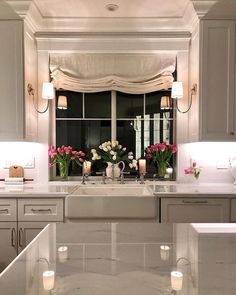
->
[196,20,236,141]
[230,199,236,221]
[0,198,64,272]
[161,197,230,223]
[0,222,17,272]
[0,20,24,140]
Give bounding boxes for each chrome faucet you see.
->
[120,171,125,184]
[102,171,106,184]
[140,173,145,184]
[81,173,87,185]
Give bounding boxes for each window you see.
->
[55,90,175,177]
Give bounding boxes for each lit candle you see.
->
[171,271,183,291]
[83,161,91,175]
[166,167,173,175]
[139,159,146,174]
[58,246,68,262]
[160,245,170,261]
[43,270,55,290]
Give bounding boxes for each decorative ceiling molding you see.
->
[5,0,219,35]
[190,0,218,18]
[5,0,32,18]
[35,32,191,53]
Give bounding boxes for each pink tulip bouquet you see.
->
[48,145,86,179]
[184,161,201,179]
[145,142,177,178]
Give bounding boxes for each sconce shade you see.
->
[160,96,171,110]
[57,96,67,110]
[42,82,55,100]
[171,81,183,99]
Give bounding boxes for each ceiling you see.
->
[33,0,189,18]
[6,0,231,34]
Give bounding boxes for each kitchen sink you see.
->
[65,185,157,219]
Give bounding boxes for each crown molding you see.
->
[5,0,32,18]
[35,32,191,52]
[6,0,218,35]
[190,0,218,18]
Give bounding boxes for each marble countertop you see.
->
[1,222,236,295]
[0,180,236,197]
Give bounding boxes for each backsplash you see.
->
[0,142,48,183]
[0,142,236,184]
[177,142,236,184]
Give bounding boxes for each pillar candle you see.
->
[83,161,91,175]
[160,245,170,261]
[58,246,68,262]
[139,159,146,174]
[171,271,183,291]
[43,270,55,290]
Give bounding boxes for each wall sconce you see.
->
[57,95,67,110]
[171,81,197,113]
[27,82,55,114]
[160,96,171,110]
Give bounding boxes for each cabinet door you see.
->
[17,221,49,253]
[0,20,24,140]
[161,198,230,223]
[200,20,236,141]
[0,222,17,272]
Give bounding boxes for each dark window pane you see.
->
[56,120,111,175]
[85,92,111,118]
[56,90,83,118]
[117,92,143,118]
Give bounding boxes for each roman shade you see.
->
[50,53,176,94]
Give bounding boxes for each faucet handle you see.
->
[102,171,106,184]
[120,170,125,184]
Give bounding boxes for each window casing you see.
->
[55,90,175,178]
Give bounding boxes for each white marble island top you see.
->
[1,222,236,295]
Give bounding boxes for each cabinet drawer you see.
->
[0,199,17,221]
[161,198,230,223]
[230,199,236,221]
[18,199,64,222]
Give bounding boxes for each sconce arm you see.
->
[27,83,50,114]
[176,84,197,114]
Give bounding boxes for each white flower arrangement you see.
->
[91,140,137,168]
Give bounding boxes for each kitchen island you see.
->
[0,222,236,295]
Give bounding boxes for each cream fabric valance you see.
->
[50,53,176,94]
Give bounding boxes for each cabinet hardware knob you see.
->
[11,228,16,247]
[0,208,9,214]
[230,132,235,135]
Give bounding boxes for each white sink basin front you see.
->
[65,185,157,219]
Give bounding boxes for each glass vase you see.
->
[157,162,167,179]
[58,162,69,180]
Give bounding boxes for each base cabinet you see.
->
[0,222,17,272]
[0,198,64,273]
[161,198,230,223]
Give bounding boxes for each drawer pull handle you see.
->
[19,228,24,248]
[0,209,9,214]
[31,208,52,213]
[182,200,208,204]
[11,228,16,247]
